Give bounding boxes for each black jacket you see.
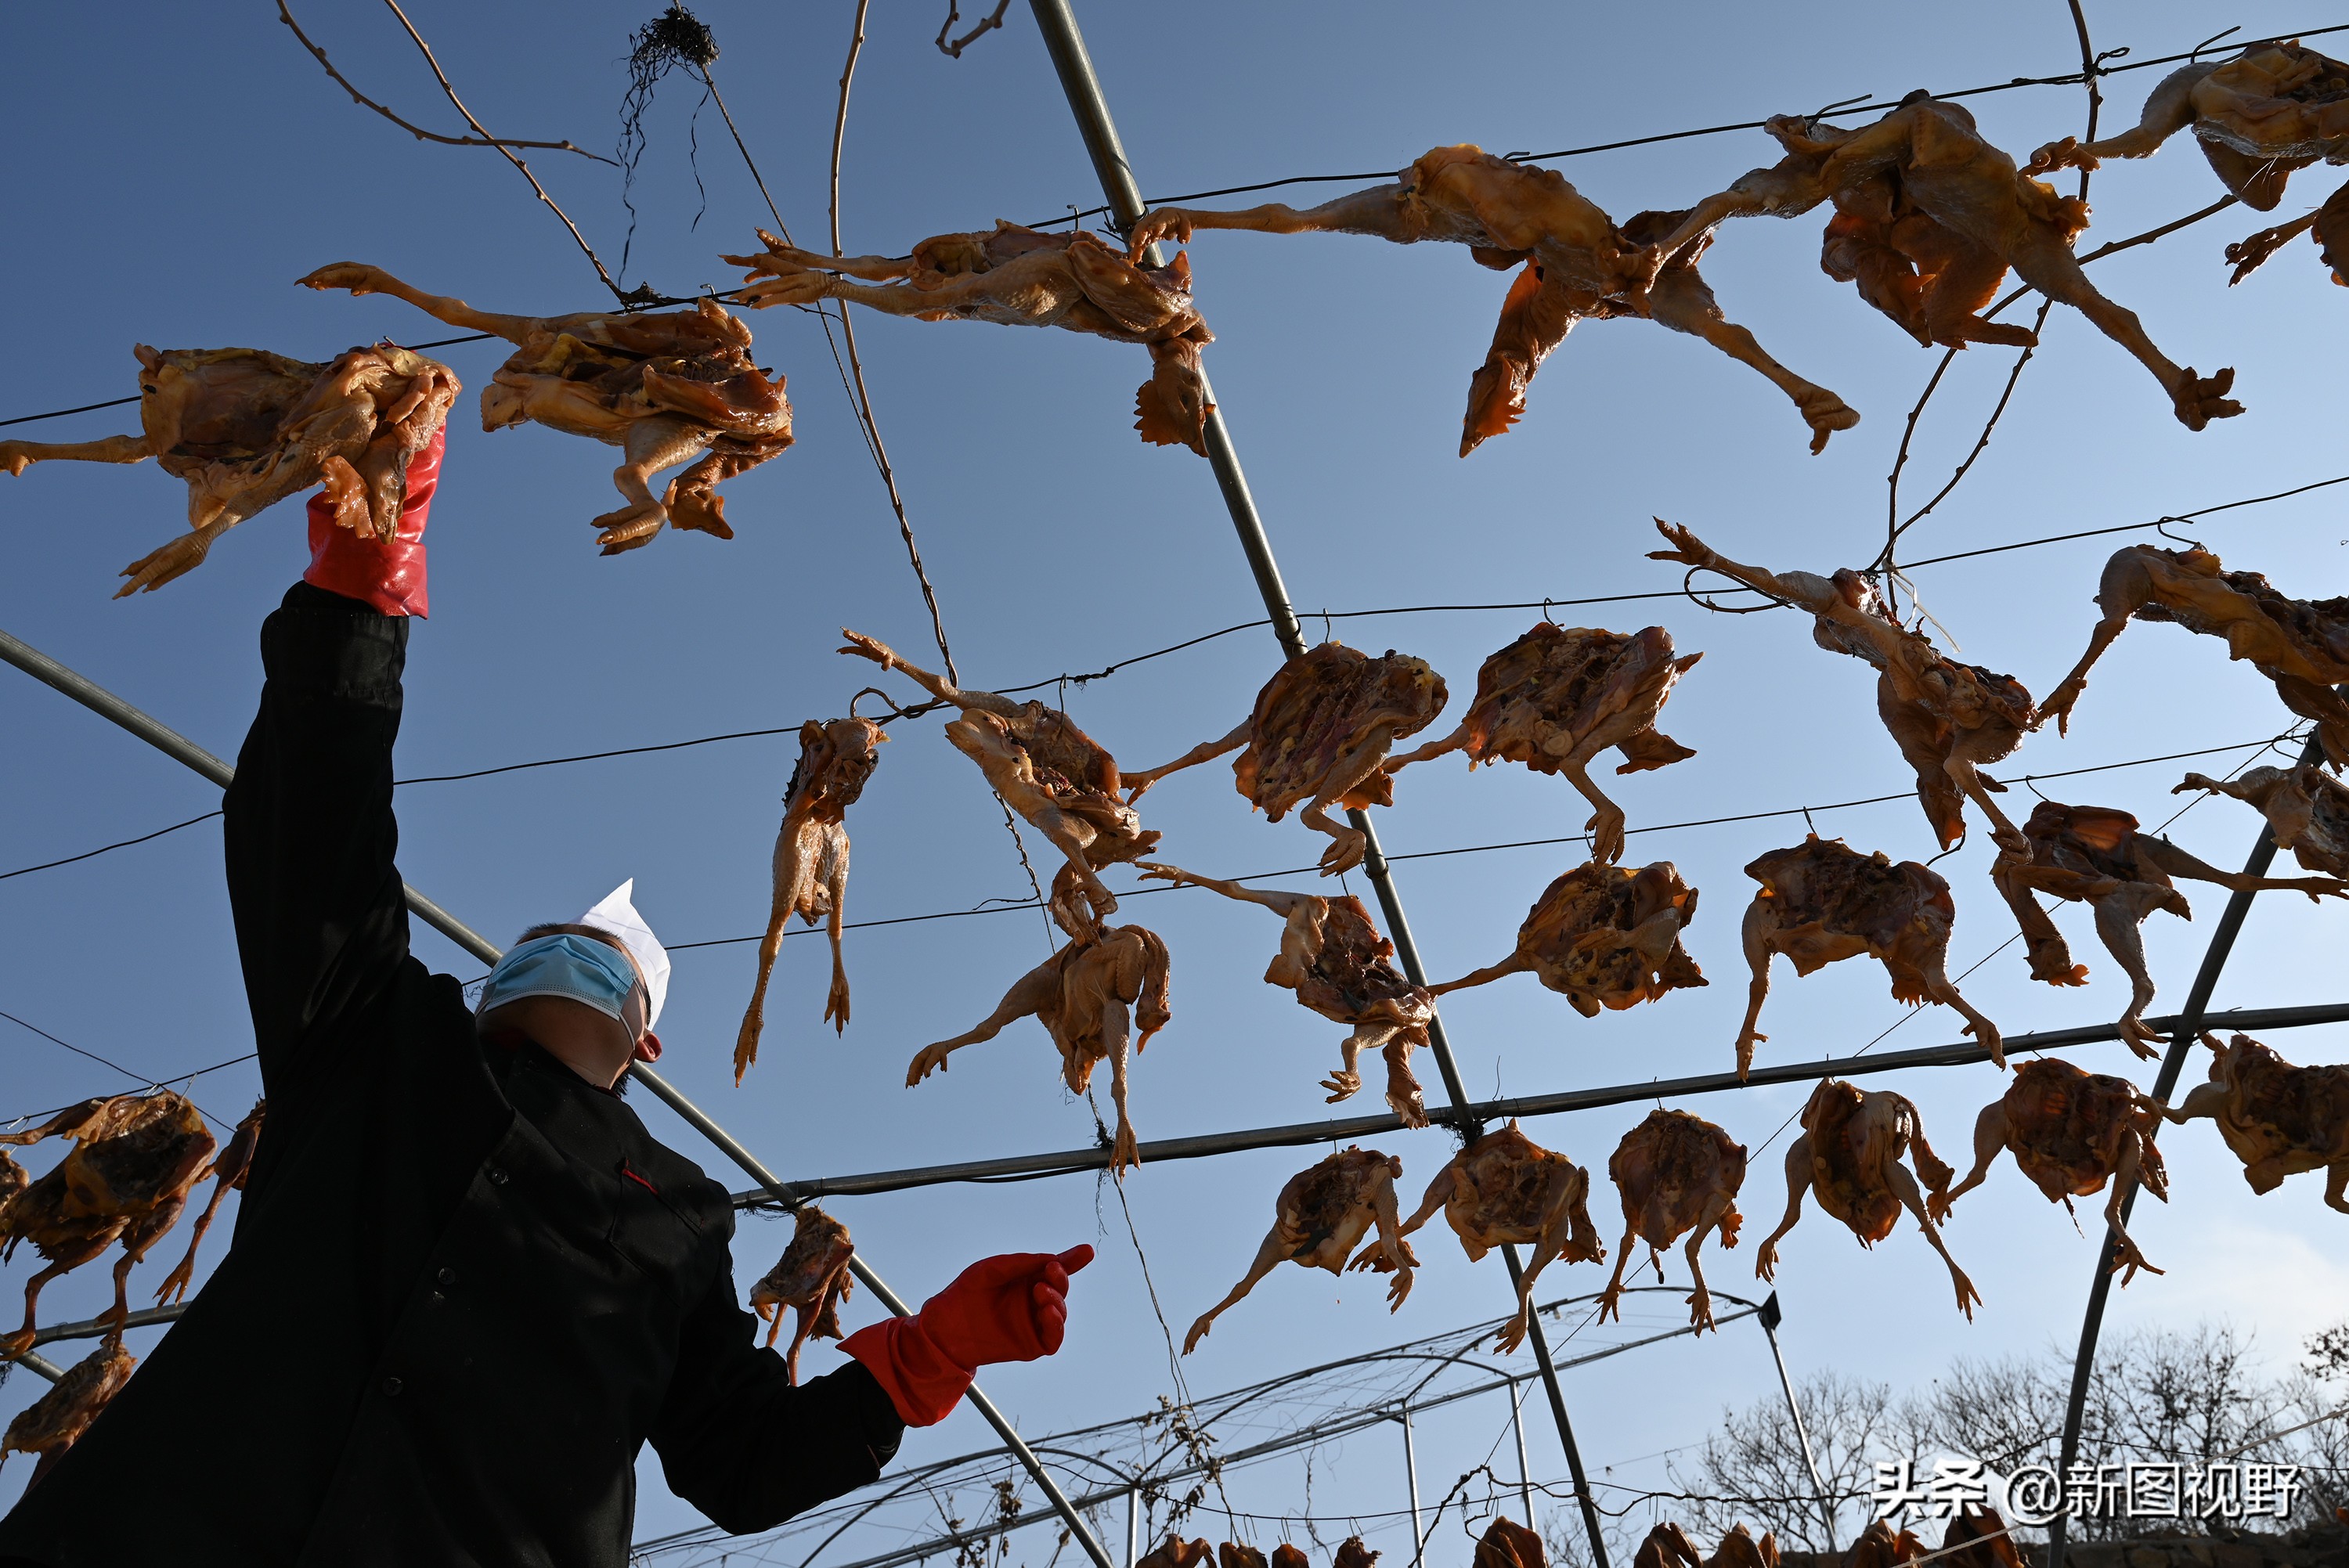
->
[0,583,903,1567]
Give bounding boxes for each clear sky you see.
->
[2,0,2344,1555]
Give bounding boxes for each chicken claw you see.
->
[116,532,215,598]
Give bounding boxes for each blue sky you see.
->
[3,0,2346,1553]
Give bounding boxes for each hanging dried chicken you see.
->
[0,342,456,596]
[734,717,889,1081]
[1389,1121,1604,1353]
[155,1098,265,1305]
[1184,1146,1413,1354]
[1651,521,2034,853]
[725,224,1215,454]
[1137,862,1433,1124]
[0,1334,136,1485]
[2037,544,2349,764]
[1130,146,1858,454]
[1383,622,1701,863]
[1125,643,1446,875]
[298,263,791,552]
[749,1206,856,1382]
[1736,836,2003,1079]
[1931,1058,2171,1281]
[2176,763,2349,879]
[2167,1032,2349,1213]
[1630,1523,1781,1568]
[1752,1080,1979,1318]
[1476,1519,1547,1568]
[1598,1108,1746,1333]
[1430,860,1705,1016]
[1990,800,2344,1056]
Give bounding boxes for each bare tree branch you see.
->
[936,0,1013,59]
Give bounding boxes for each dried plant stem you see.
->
[936,0,1012,58]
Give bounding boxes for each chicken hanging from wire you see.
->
[724,223,1215,454]
[1388,1122,1604,1354]
[1644,96,2243,429]
[1381,622,1701,863]
[734,716,889,1082]
[1650,521,2036,854]
[2167,1032,2349,1213]
[748,1206,855,1383]
[1930,1058,2173,1282]
[1752,1080,1979,1318]
[1183,1146,1413,1354]
[1599,1108,1746,1333]
[1629,1523,1781,1568]
[1428,859,1706,1017]
[2175,762,2349,880]
[1124,642,1446,876]
[298,263,792,552]
[154,1098,264,1305]
[1475,1519,1548,1568]
[0,342,457,597]
[1135,862,1434,1124]
[2037,543,2349,765]
[1128,145,1859,455]
[1990,799,2345,1056]
[0,1333,136,1487]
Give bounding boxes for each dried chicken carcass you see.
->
[2166,1032,2349,1213]
[1183,1146,1413,1354]
[1634,1523,1780,1568]
[1391,1121,1604,1353]
[1632,1523,1702,1568]
[1383,623,1701,863]
[2176,762,2349,879]
[1935,1505,2025,1568]
[1140,1539,1215,1568]
[0,1333,136,1486]
[842,629,1156,936]
[2037,544,2349,763]
[1125,642,1446,876]
[1135,863,1433,1125]
[1476,1518,1546,1568]
[1931,1058,2172,1284]
[1430,860,1705,1017]
[749,1206,855,1382]
[1130,145,1857,455]
[298,262,791,552]
[0,341,456,597]
[725,225,1215,454]
[1991,799,2345,1056]
[1333,1541,1379,1568]
[1736,836,2003,1078]
[1704,1527,1780,1568]
[0,1093,216,1358]
[1845,1520,1927,1568]
[1271,1548,1310,1568]
[1646,96,2242,429]
[907,920,1171,1176]
[154,1097,264,1305]
[1651,521,2034,853]
[1220,1546,1267,1568]
[1597,1108,1746,1332]
[1752,1080,1979,1317]
[734,717,889,1081]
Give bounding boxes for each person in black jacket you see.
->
[0,434,1089,1567]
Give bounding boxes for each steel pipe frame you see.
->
[1020,4,1615,1560]
[0,625,1118,1568]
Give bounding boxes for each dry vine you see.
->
[936,0,1014,59]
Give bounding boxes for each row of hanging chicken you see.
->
[7,42,2346,591]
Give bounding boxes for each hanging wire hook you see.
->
[2191,25,2242,59]
[849,686,912,723]
[1679,567,1783,615]
[2151,516,2207,550]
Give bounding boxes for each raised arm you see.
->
[1121,720,1251,801]
[837,629,1015,717]
[1128,184,1416,254]
[1135,861,1311,916]
[297,262,546,345]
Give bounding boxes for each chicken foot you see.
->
[296,262,547,344]
[0,434,154,478]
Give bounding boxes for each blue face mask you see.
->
[478,935,648,1037]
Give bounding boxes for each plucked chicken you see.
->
[2176,763,2349,879]
[1936,1506,2026,1568]
[1650,521,2034,852]
[1647,96,2242,428]
[1125,642,1446,876]
[298,263,791,552]
[1598,1108,1746,1332]
[1930,1058,2171,1282]
[0,1093,218,1358]
[1752,1080,1979,1318]
[155,1098,265,1306]
[0,1334,135,1485]
[1633,1524,1702,1568]
[1333,1541,1379,1568]
[1736,837,2003,1079]
[2037,544,2349,764]
[1846,1521,1927,1568]
[2166,1033,2349,1213]
[1129,145,1857,455]
[725,225,1214,454]
[1476,1519,1546,1568]
[1631,1524,1780,1568]
[1991,799,2344,1055]
[1271,1548,1310,1568]
[843,630,1156,935]
[1136,862,1433,1124]
[1430,860,1705,1016]
[1382,622,1701,863]
[734,716,889,1081]
[1705,1527,1780,1568]
[749,1206,856,1382]
[1141,1539,1215,1568]
[0,342,456,597]
[1391,1121,1604,1354]
[1184,1146,1413,1354]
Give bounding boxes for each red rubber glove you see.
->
[302,428,442,617]
[841,1245,1094,1426]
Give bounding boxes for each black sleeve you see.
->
[651,1271,907,1534]
[224,582,415,1092]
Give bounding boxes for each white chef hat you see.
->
[577,879,671,1029]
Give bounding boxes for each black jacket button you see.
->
[486,1167,508,1186]
[437,1267,458,1287]
[382,1376,403,1397]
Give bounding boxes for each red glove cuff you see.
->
[303,428,442,617]
[840,1317,973,1428]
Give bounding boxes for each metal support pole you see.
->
[2044,730,2328,1568]
[1400,1409,1425,1566]
[0,625,1119,1568]
[1125,1483,1140,1568]
[1757,1292,1832,1554]
[1020,8,1612,1563]
[11,1350,64,1384]
[1510,1380,1537,1530]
